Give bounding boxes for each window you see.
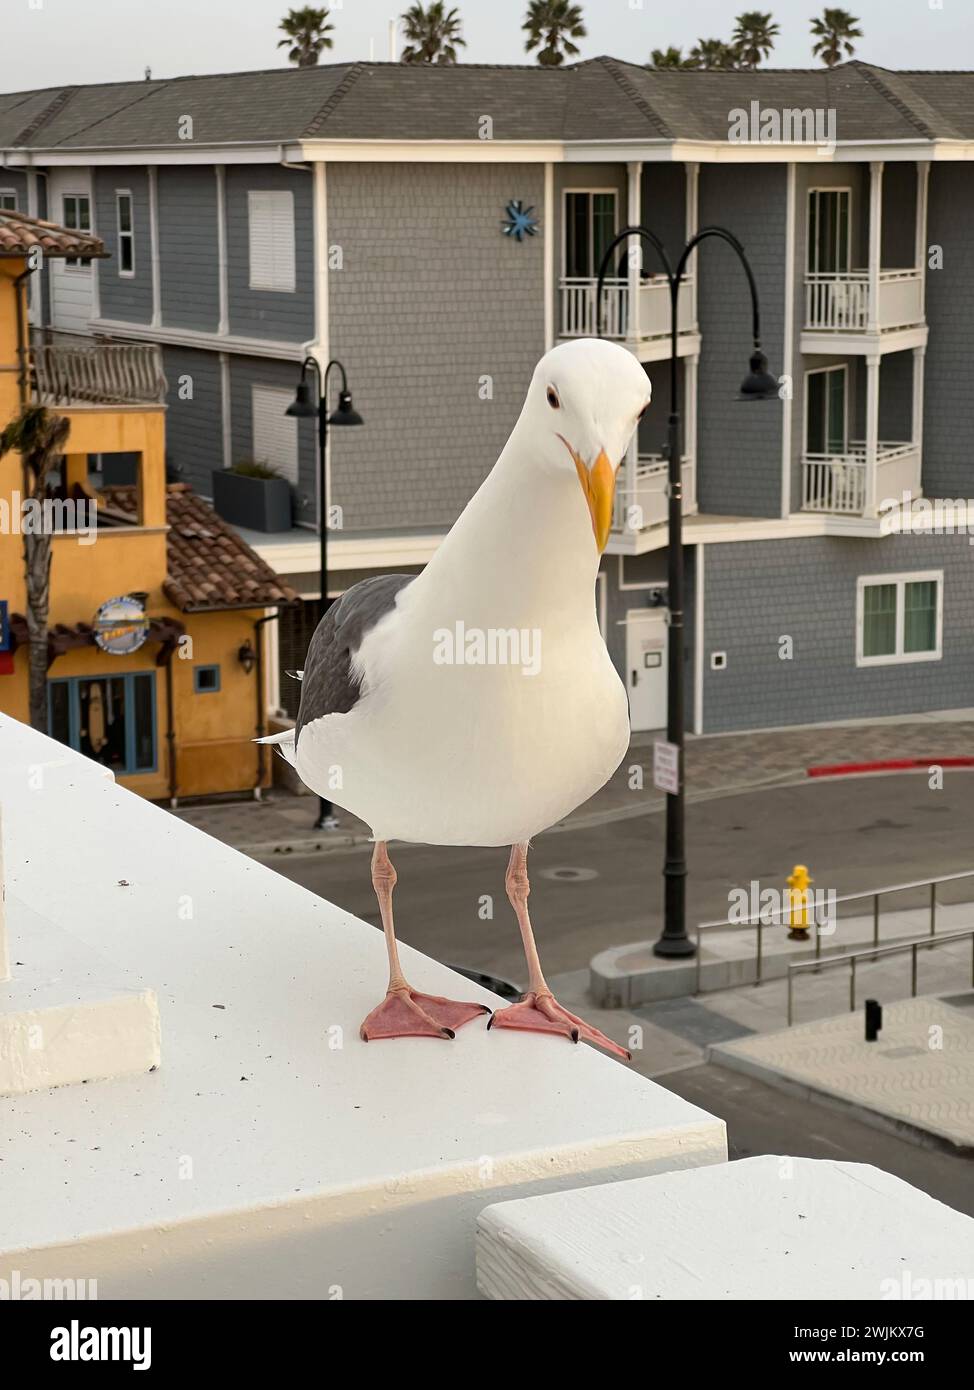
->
[194,664,221,693]
[62,193,93,267]
[116,191,135,275]
[805,365,847,455]
[857,572,942,667]
[563,190,617,279]
[251,384,299,485]
[0,190,18,211]
[47,672,157,773]
[807,188,851,274]
[248,190,296,292]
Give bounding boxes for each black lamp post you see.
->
[286,356,364,830]
[596,224,778,958]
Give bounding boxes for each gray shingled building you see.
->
[3,57,973,735]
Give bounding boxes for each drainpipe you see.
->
[13,264,35,404]
[252,611,280,801]
[278,145,311,175]
[164,642,178,807]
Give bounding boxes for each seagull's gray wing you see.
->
[294,574,414,749]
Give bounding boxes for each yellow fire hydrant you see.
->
[786,864,813,941]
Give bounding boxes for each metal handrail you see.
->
[694,867,974,995]
[787,927,974,1026]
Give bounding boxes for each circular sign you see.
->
[93,595,150,655]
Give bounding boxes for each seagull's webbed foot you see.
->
[487,989,631,1062]
[360,985,491,1042]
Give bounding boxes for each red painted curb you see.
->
[808,756,974,778]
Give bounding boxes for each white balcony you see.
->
[559,276,696,346]
[803,270,924,336]
[802,440,921,517]
[614,453,696,533]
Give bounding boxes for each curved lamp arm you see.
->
[675,226,762,349]
[595,225,675,339]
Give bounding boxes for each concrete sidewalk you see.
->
[170,712,974,858]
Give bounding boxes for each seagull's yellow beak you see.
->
[572,447,616,552]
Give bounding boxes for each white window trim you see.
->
[116,189,135,278]
[61,192,93,272]
[561,187,619,280]
[0,188,18,211]
[803,362,849,455]
[247,189,296,294]
[856,569,943,668]
[806,186,853,275]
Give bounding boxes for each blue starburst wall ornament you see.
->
[501,200,540,242]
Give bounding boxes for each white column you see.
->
[684,162,700,327]
[912,344,925,494]
[685,352,699,511]
[865,353,881,516]
[780,162,796,517]
[310,160,329,376]
[867,161,884,334]
[626,160,642,344]
[915,160,930,305]
[543,162,555,351]
[214,165,228,336]
[25,171,40,324]
[220,352,232,472]
[148,166,162,328]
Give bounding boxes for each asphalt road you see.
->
[661,1064,974,1218]
[265,770,974,987]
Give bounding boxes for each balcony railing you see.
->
[804,269,923,333]
[559,275,695,342]
[614,453,696,532]
[32,340,167,406]
[802,440,920,516]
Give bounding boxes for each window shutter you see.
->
[248,190,296,292]
[251,385,299,486]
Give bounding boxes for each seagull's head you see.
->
[524,338,652,552]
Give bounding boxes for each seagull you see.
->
[263,339,651,1060]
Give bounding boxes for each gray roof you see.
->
[1,58,973,151]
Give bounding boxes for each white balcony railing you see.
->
[32,340,167,406]
[559,276,695,342]
[615,453,696,532]
[804,269,923,333]
[802,440,920,516]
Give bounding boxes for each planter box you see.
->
[211,469,292,533]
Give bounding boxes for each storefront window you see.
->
[47,672,156,774]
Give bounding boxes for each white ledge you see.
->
[0,714,725,1299]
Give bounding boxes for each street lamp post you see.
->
[596,224,779,957]
[286,356,364,830]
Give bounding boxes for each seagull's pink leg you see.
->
[359,842,491,1042]
[488,842,631,1062]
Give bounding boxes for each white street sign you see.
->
[653,739,680,795]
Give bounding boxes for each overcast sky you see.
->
[2,0,969,91]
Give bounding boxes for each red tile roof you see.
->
[101,483,299,613]
[0,209,106,260]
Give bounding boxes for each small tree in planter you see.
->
[212,458,293,533]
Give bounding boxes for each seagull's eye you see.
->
[546,386,560,410]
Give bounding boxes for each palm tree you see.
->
[688,37,738,69]
[400,3,466,63]
[731,10,779,68]
[0,405,70,732]
[523,0,586,68]
[649,46,693,69]
[811,8,862,67]
[277,6,334,68]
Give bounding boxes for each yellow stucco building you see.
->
[0,210,296,800]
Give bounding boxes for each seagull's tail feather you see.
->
[285,669,304,681]
[255,728,297,767]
